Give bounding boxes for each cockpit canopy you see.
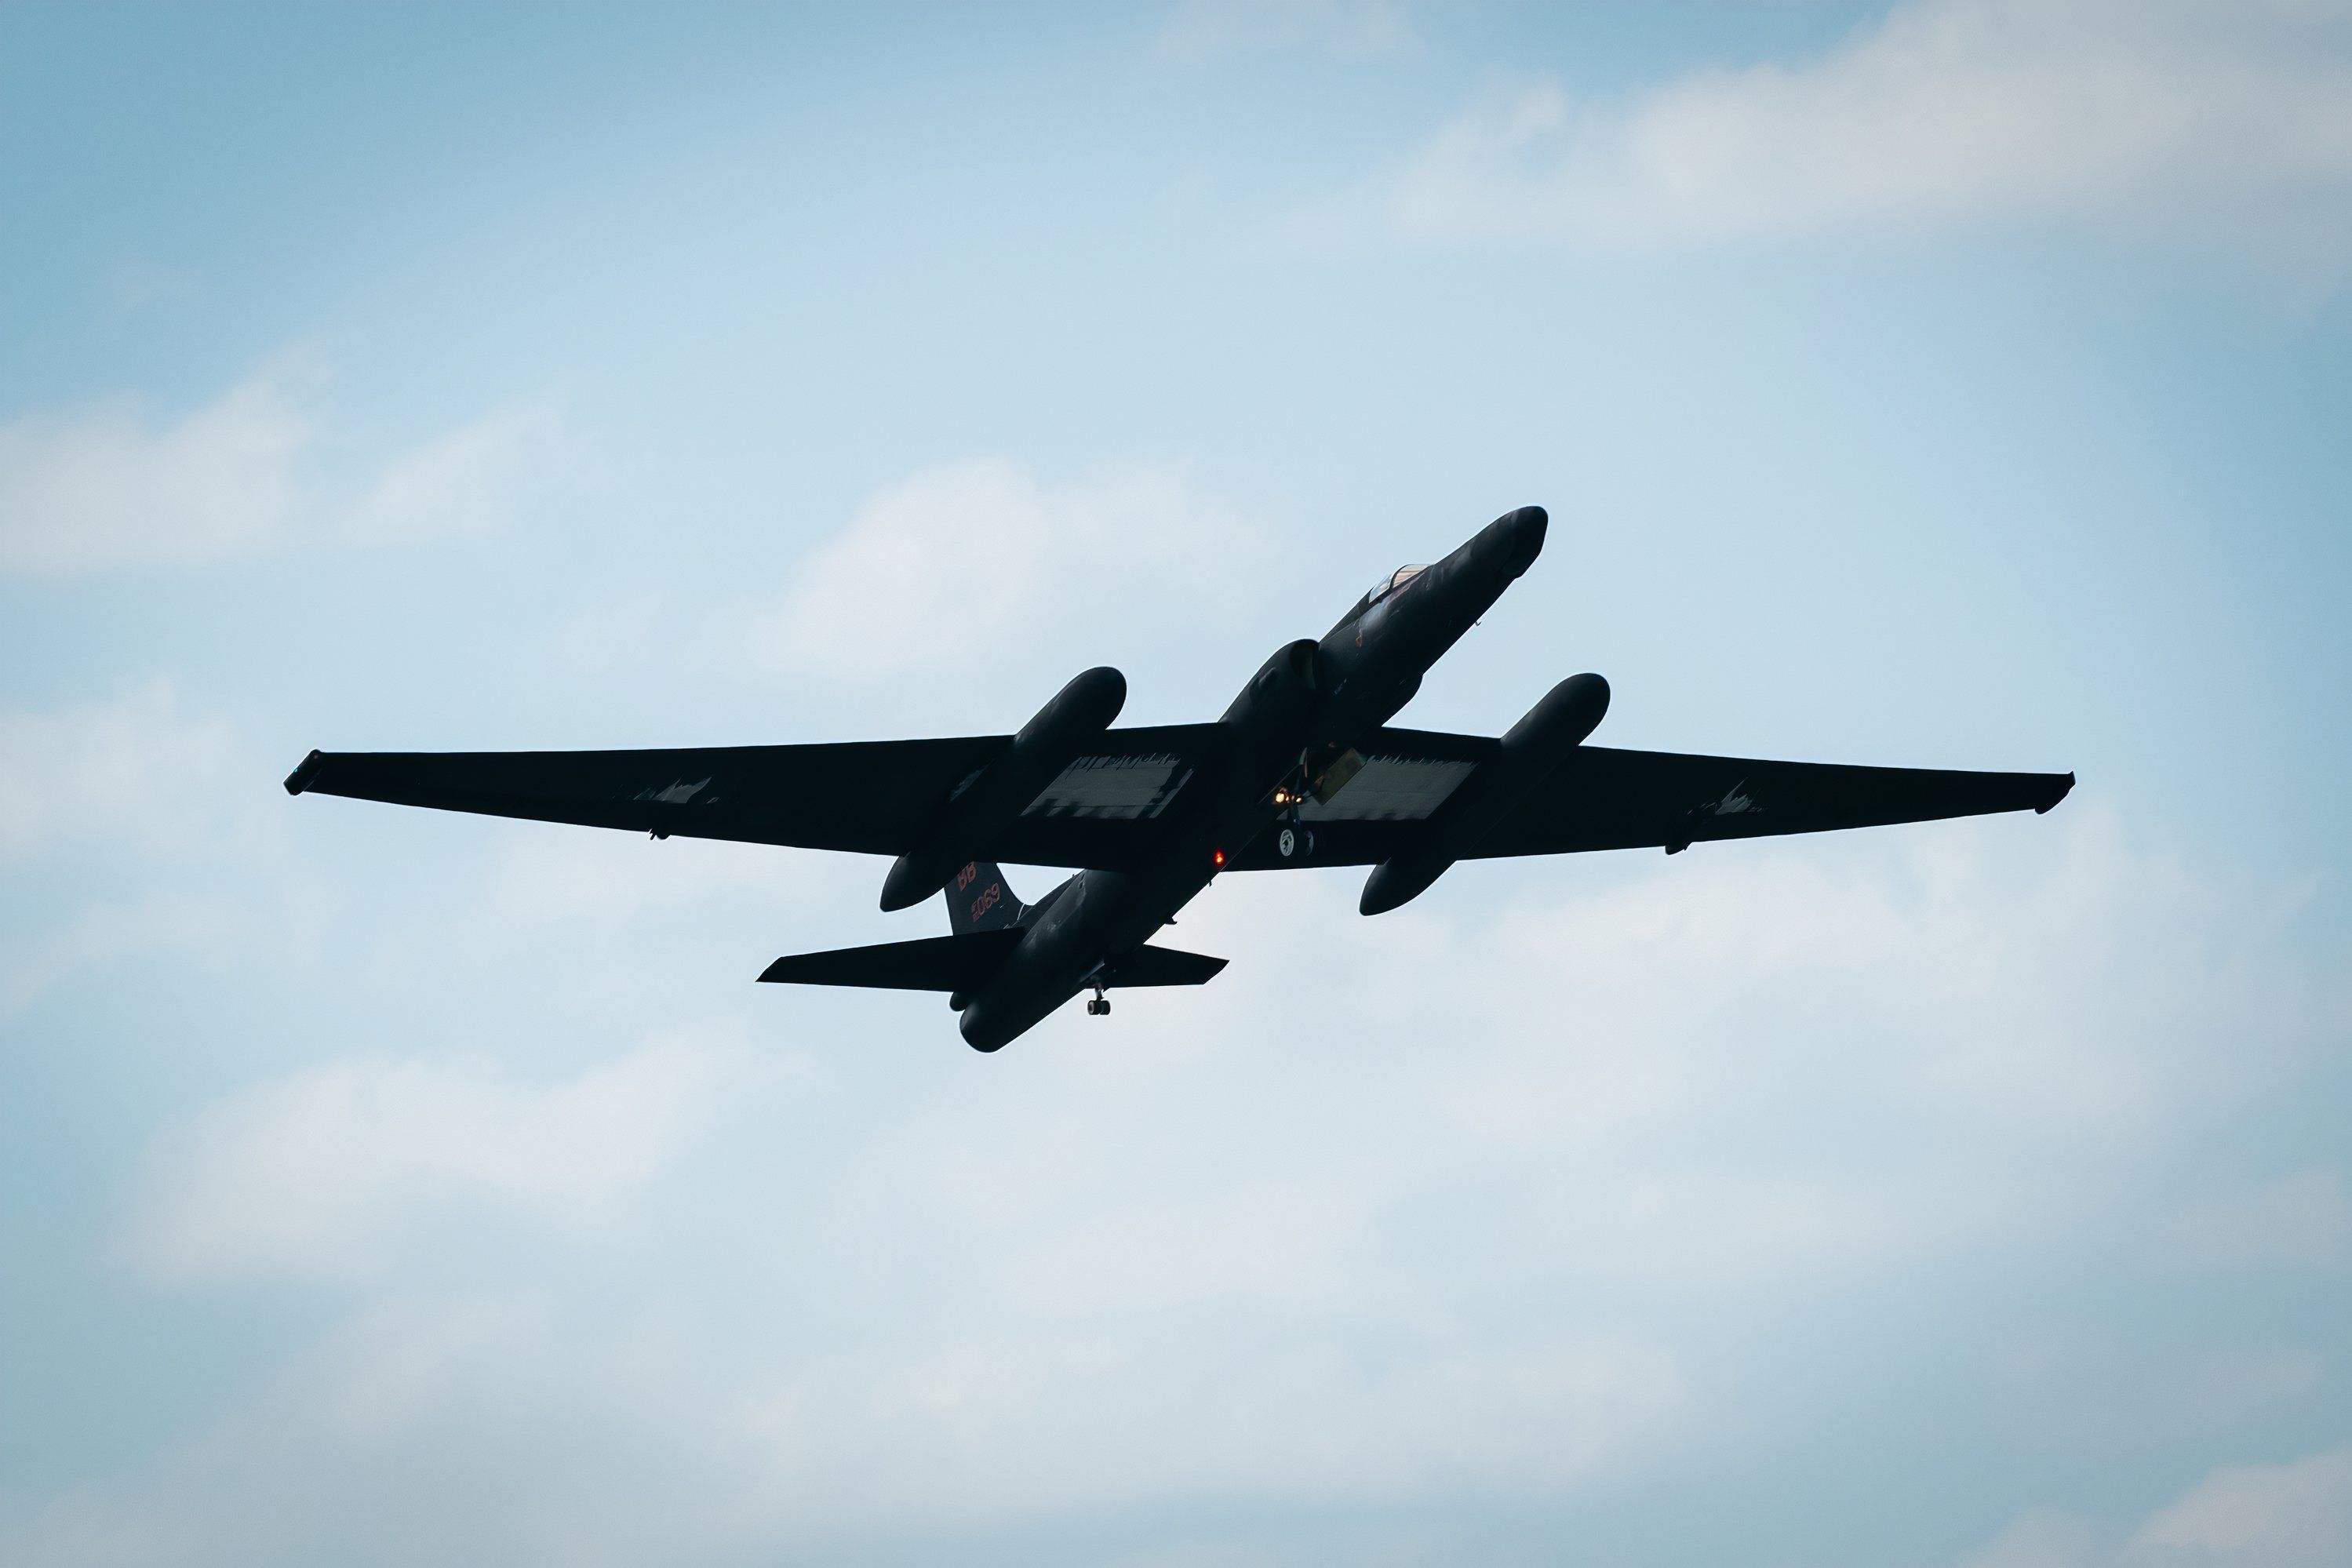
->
[1368,564,1428,604]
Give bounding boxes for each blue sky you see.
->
[3,2,2350,1563]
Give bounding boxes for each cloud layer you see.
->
[127,1039,748,1282]
[5,435,2343,1560]
[0,684,297,1011]
[7,5,2350,1562]
[1342,0,2352,266]
[756,457,1264,694]
[16,788,2338,1562]
[1968,1445,2352,1567]
[0,359,563,576]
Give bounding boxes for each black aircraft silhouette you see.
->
[286,507,2071,1050]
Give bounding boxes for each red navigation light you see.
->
[1211,848,1226,868]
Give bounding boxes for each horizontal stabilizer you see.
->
[1098,944,1229,988]
[759,931,1021,991]
[760,932,1228,993]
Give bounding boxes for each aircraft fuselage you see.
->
[956,506,1548,1050]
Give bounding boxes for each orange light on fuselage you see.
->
[1212,849,1225,868]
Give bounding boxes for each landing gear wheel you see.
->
[1276,824,1316,862]
[1086,988,1111,1017]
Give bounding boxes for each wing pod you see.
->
[879,666,1127,911]
[1360,673,1610,915]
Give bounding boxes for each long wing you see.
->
[288,723,2068,871]
[285,724,1225,871]
[1227,727,2072,868]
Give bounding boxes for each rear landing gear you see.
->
[1086,985,1111,1017]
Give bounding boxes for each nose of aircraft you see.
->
[1474,504,1548,578]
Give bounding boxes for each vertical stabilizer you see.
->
[944,860,1024,935]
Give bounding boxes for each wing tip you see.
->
[2033,771,2076,814]
[283,748,323,796]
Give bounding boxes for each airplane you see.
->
[284,506,2073,1051]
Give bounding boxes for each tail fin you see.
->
[945,860,1023,936]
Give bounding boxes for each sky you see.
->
[2,1,2350,1563]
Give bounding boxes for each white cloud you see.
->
[994,1177,1371,1313]
[0,683,244,863]
[0,366,314,574]
[1,1285,1680,1564]
[0,358,565,576]
[127,1038,748,1282]
[1367,802,2328,1146]
[20,801,2350,1560]
[755,457,1262,692]
[738,1331,1682,1524]
[0,1296,686,1567]
[1965,1511,2110,1568]
[0,684,327,1011]
[1335,0,2352,267]
[1966,1445,2352,1568]
[346,399,567,544]
[2,891,246,1015]
[0,682,355,1021]
[2137,1446,2352,1565]
[1157,0,1416,60]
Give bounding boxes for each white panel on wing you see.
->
[1301,757,1476,821]
[1023,755,1196,820]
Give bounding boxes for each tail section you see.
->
[945,860,1023,936]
